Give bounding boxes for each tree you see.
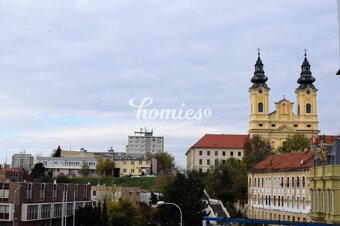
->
[75,205,101,226]
[56,173,69,183]
[278,133,311,153]
[96,157,115,177]
[31,163,46,179]
[109,199,145,226]
[52,145,62,157]
[80,161,90,178]
[243,135,272,170]
[155,152,175,175]
[204,158,248,215]
[157,171,208,226]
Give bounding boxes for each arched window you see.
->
[306,103,311,113]
[258,102,263,112]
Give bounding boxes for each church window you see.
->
[271,124,275,127]
[258,124,263,127]
[294,124,298,127]
[307,124,311,128]
[258,102,263,112]
[306,104,311,113]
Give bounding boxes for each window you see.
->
[238,151,241,156]
[271,124,276,127]
[54,204,62,217]
[281,196,284,207]
[52,184,57,201]
[0,183,9,202]
[25,183,33,202]
[199,159,202,165]
[222,151,226,156]
[131,169,135,173]
[199,168,202,173]
[27,205,38,220]
[207,151,210,156]
[215,159,218,165]
[278,196,280,206]
[67,203,73,215]
[230,151,234,156]
[41,204,51,219]
[74,184,79,199]
[302,197,306,209]
[297,177,300,187]
[273,196,276,206]
[84,185,88,199]
[199,151,202,156]
[0,205,9,219]
[131,161,134,165]
[258,124,263,127]
[207,159,210,165]
[302,177,306,188]
[306,104,311,113]
[215,151,218,156]
[297,197,300,209]
[287,197,290,207]
[258,102,263,112]
[292,177,295,187]
[286,177,290,187]
[139,161,142,165]
[39,183,46,201]
[92,191,97,196]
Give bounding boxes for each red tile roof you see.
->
[190,134,249,149]
[315,135,340,145]
[253,151,314,172]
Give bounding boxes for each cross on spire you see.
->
[257,48,261,57]
[304,48,307,57]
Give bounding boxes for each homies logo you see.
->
[129,97,212,120]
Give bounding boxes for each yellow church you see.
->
[248,51,319,149]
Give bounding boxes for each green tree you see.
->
[80,161,90,178]
[52,145,62,157]
[243,135,272,170]
[157,171,208,226]
[278,133,311,153]
[75,205,101,226]
[204,158,248,209]
[155,152,175,175]
[31,163,46,179]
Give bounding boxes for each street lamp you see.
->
[157,201,182,226]
[13,184,23,226]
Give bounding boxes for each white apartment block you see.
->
[247,151,314,222]
[186,134,248,173]
[127,130,164,155]
[11,152,34,171]
[36,157,97,177]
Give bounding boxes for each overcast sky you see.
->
[0,0,339,168]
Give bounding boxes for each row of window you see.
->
[251,176,306,188]
[252,210,306,223]
[257,102,312,114]
[123,160,150,165]
[198,150,242,157]
[254,195,306,209]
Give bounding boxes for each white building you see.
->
[36,157,97,177]
[127,130,164,155]
[186,134,248,173]
[11,152,34,171]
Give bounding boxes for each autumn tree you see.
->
[243,135,272,170]
[277,133,311,153]
[155,152,175,175]
[96,157,115,177]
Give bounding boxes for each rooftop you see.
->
[189,134,248,150]
[253,150,314,172]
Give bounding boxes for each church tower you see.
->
[295,52,319,136]
[248,51,270,135]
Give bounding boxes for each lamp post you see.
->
[157,201,182,226]
[13,184,23,226]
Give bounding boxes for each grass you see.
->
[68,176,156,190]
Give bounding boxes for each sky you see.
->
[0,0,339,168]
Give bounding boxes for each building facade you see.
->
[12,152,34,172]
[36,157,98,178]
[309,138,340,224]
[247,151,313,222]
[0,182,92,226]
[186,134,248,173]
[248,52,319,149]
[127,130,164,155]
